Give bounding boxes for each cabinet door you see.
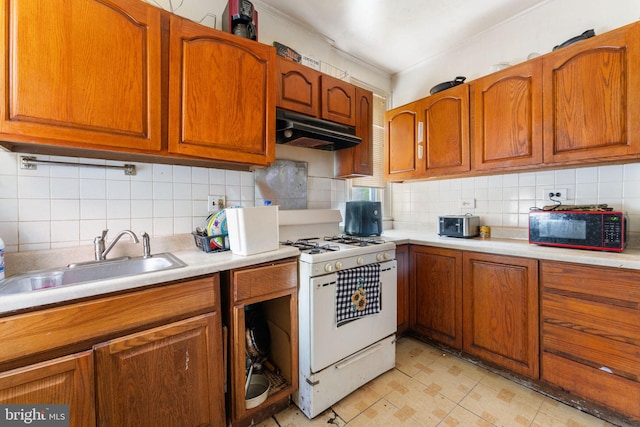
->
[385,101,422,181]
[335,87,374,177]
[0,0,162,151]
[321,74,356,126]
[0,351,95,427]
[94,313,225,427]
[168,14,276,166]
[420,84,470,177]
[410,246,463,348]
[543,22,640,164]
[276,58,320,117]
[395,245,410,334]
[541,261,640,420]
[226,259,298,426]
[463,252,539,378]
[472,60,543,171]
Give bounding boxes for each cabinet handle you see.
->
[418,121,424,143]
[418,144,424,160]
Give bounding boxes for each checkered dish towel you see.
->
[336,263,381,326]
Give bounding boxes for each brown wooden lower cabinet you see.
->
[410,245,463,348]
[222,258,298,427]
[405,245,639,423]
[462,251,539,379]
[0,350,95,427]
[409,247,538,378]
[541,261,640,421]
[395,244,410,334]
[0,276,225,427]
[95,313,225,427]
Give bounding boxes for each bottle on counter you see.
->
[0,236,5,280]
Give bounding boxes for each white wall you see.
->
[390,0,640,238]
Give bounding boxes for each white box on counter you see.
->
[226,206,279,256]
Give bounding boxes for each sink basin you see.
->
[0,253,187,295]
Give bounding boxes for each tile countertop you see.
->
[0,245,300,316]
[382,229,640,270]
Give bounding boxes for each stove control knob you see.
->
[335,261,343,270]
[324,263,334,273]
[356,257,364,266]
[376,252,390,262]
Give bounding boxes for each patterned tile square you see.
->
[345,398,423,427]
[532,398,617,427]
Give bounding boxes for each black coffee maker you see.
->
[222,0,258,41]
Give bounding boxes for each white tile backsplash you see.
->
[0,151,336,252]
[0,151,344,252]
[392,164,640,235]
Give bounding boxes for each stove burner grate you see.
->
[324,235,385,247]
[281,239,340,254]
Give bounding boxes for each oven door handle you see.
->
[335,342,383,370]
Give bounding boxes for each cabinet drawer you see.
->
[542,292,639,381]
[542,352,640,420]
[0,276,219,368]
[541,262,639,381]
[541,261,640,304]
[233,259,297,303]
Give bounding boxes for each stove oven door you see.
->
[309,260,397,373]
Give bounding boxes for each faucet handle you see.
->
[141,232,151,258]
[94,229,108,244]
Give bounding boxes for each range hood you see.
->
[275,108,361,151]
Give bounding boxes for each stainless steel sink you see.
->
[0,253,187,295]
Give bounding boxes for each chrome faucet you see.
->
[94,229,139,261]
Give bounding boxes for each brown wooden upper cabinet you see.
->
[420,84,470,177]
[471,59,543,172]
[276,58,356,126]
[335,87,374,177]
[0,0,163,152]
[277,58,373,177]
[276,59,321,117]
[385,84,469,182]
[0,0,276,168]
[321,74,356,126]
[543,21,640,165]
[168,14,276,166]
[386,21,640,181]
[385,101,421,181]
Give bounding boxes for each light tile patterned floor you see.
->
[257,337,619,427]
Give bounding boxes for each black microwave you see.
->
[529,210,626,252]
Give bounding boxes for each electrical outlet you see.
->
[459,198,476,209]
[207,195,225,213]
[543,188,567,201]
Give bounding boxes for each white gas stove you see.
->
[279,209,397,419]
[281,236,395,276]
